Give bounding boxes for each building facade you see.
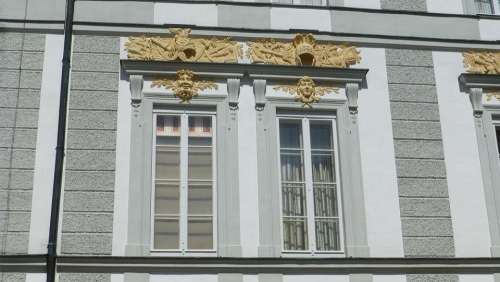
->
[1,0,500,281]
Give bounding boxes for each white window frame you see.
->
[276,113,345,257]
[493,119,500,162]
[150,109,218,256]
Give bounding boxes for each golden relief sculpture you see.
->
[485,90,500,102]
[463,51,500,75]
[151,69,218,103]
[274,77,339,107]
[248,33,361,68]
[126,28,243,63]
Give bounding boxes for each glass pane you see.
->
[154,218,179,249]
[310,121,333,150]
[280,151,304,182]
[496,126,500,159]
[155,182,180,214]
[282,183,307,216]
[188,147,212,180]
[188,217,213,249]
[155,146,180,179]
[189,116,212,137]
[283,218,308,250]
[157,115,181,137]
[475,0,493,13]
[279,120,302,149]
[311,153,335,183]
[314,184,338,217]
[315,219,340,251]
[188,183,212,215]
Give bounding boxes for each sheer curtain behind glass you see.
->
[475,0,494,13]
[279,118,342,253]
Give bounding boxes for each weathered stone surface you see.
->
[73,35,120,54]
[387,66,435,85]
[0,128,14,147]
[67,130,116,150]
[17,89,40,108]
[72,53,120,73]
[381,0,427,11]
[13,129,38,149]
[0,51,22,69]
[400,198,451,217]
[22,33,46,51]
[63,213,113,233]
[69,90,118,111]
[61,234,112,255]
[390,102,440,121]
[392,120,442,140]
[64,170,115,191]
[15,109,39,128]
[0,108,16,128]
[19,70,42,89]
[401,217,453,237]
[0,33,23,50]
[0,70,20,88]
[404,237,455,257]
[6,211,31,232]
[398,178,449,197]
[406,274,458,282]
[394,139,444,159]
[71,72,119,91]
[11,149,36,169]
[0,232,29,254]
[0,88,18,108]
[59,273,111,282]
[396,159,447,178]
[9,169,34,190]
[65,150,116,171]
[68,110,117,130]
[389,84,438,103]
[0,272,26,282]
[386,49,433,67]
[20,51,44,70]
[63,191,114,212]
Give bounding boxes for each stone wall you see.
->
[60,35,119,265]
[386,48,457,282]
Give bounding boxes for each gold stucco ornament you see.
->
[248,33,361,68]
[126,28,243,63]
[485,90,500,102]
[151,70,218,103]
[274,77,339,107]
[463,51,500,75]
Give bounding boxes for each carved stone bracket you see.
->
[459,73,500,116]
[346,83,360,115]
[227,78,241,110]
[130,74,144,108]
[253,79,267,111]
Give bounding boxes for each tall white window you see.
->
[152,112,216,254]
[277,115,344,254]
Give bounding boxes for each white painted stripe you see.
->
[28,34,64,254]
[112,38,132,256]
[426,0,464,13]
[358,48,404,257]
[284,275,349,282]
[150,274,218,282]
[25,273,46,282]
[433,51,491,257]
[344,0,380,9]
[238,85,260,257]
[459,274,494,282]
[374,275,406,282]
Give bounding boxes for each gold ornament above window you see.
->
[151,70,218,103]
[485,90,500,102]
[274,77,339,107]
[126,28,243,63]
[463,51,500,75]
[248,33,361,68]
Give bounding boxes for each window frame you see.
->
[150,109,218,255]
[492,116,500,163]
[276,113,346,256]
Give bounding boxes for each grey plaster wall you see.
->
[386,49,457,281]
[0,31,45,263]
[381,0,427,11]
[60,34,119,269]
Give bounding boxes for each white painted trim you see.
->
[112,58,132,256]
[432,51,491,257]
[28,34,64,254]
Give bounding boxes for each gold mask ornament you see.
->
[151,70,218,103]
[274,77,339,107]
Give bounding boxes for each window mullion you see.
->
[302,118,316,253]
[179,113,189,253]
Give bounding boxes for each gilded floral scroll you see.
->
[151,69,218,103]
[248,33,361,68]
[463,51,500,101]
[274,77,339,107]
[126,28,242,63]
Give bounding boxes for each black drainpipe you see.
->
[47,0,75,281]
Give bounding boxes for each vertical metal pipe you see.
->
[47,0,75,280]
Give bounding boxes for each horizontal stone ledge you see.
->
[7,256,500,274]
